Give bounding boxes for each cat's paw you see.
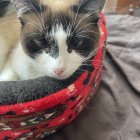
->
[0,74,18,81]
[0,65,18,81]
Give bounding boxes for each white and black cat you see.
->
[0,0,106,81]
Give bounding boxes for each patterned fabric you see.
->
[0,13,107,140]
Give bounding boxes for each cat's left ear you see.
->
[74,0,106,21]
[76,0,106,13]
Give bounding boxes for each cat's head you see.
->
[11,0,106,79]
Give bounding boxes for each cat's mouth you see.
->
[48,69,76,80]
[52,73,73,80]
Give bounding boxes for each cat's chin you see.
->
[48,73,73,80]
[53,75,71,80]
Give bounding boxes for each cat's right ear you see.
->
[10,0,34,17]
[10,0,43,25]
[10,0,34,25]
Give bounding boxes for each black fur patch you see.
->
[22,34,44,58]
[22,10,99,59]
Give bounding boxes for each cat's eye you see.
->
[33,38,47,47]
[71,39,83,48]
[67,37,83,49]
[33,38,50,53]
[78,40,83,46]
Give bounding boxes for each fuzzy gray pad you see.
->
[0,71,83,105]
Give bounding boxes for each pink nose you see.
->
[54,68,64,76]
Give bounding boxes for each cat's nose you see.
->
[54,68,64,76]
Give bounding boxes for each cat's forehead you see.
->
[41,0,79,11]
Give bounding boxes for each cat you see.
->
[0,0,106,81]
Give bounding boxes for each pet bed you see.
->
[0,13,107,140]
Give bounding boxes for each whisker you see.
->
[72,0,84,27]
[87,49,100,59]
[76,23,97,33]
[21,32,42,43]
[12,1,44,32]
[75,35,98,42]
[85,58,114,63]
[76,30,100,36]
[78,66,101,74]
[26,0,45,30]
[83,50,98,62]
[38,0,46,29]
[72,10,100,35]
[83,46,103,62]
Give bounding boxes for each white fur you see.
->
[0,61,18,81]
[0,37,10,72]
[0,36,18,81]
[0,24,85,81]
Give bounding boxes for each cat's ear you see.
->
[74,0,106,21]
[10,0,35,16]
[77,0,106,13]
[10,0,45,25]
